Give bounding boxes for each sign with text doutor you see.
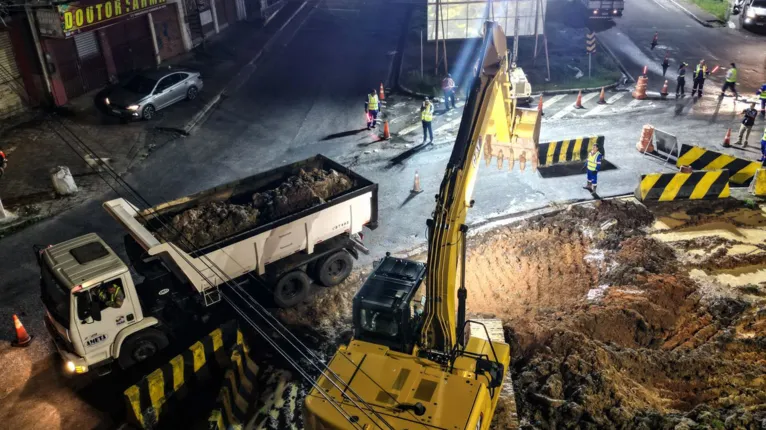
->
[37,0,167,38]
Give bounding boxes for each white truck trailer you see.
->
[39,155,378,374]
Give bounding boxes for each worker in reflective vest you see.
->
[365,89,379,130]
[584,144,603,193]
[720,63,738,99]
[421,98,434,144]
[760,128,766,163]
[692,60,709,98]
[757,83,766,117]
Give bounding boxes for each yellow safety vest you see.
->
[726,68,737,83]
[695,64,707,79]
[760,88,766,99]
[421,105,433,122]
[587,151,601,171]
[368,94,379,111]
[762,129,766,141]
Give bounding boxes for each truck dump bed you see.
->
[103,155,377,294]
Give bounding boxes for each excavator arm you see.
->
[420,22,541,352]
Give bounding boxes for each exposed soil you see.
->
[158,168,353,249]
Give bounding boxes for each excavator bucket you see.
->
[482,96,542,172]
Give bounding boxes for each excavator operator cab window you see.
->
[359,308,398,337]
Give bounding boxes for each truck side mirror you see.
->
[76,292,92,321]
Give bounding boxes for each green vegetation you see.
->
[689,0,728,21]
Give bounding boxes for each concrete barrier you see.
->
[676,144,760,185]
[537,135,605,167]
[751,169,766,196]
[635,170,730,202]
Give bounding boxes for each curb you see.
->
[665,0,725,27]
[181,0,312,134]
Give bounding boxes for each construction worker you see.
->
[737,102,758,147]
[692,59,710,98]
[650,32,658,50]
[442,74,457,110]
[676,62,688,97]
[760,128,766,162]
[757,83,766,117]
[365,89,379,130]
[584,144,602,193]
[662,53,669,77]
[421,98,434,144]
[720,63,738,99]
[97,282,125,308]
[0,149,6,179]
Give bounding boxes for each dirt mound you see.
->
[159,169,353,249]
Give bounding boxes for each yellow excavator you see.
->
[303,21,541,430]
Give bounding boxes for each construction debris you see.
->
[159,168,353,249]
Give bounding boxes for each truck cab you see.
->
[39,233,166,374]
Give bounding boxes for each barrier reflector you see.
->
[676,144,760,185]
[635,170,730,201]
[538,135,604,167]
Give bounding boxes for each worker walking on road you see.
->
[650,32,659,50]
[365,89,379,130]
[737,102,758,147]
[584,144,603,194]
[676,62,688,97]
[421,98,434,144]
[442,74,457,110]
[692,59,710,98]
[757,83,766,117]
[720,63,739,99]
[662,52,670,77]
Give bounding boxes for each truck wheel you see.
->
[118,329,169,369]
[316,250,354,287]
[274,270,311,308]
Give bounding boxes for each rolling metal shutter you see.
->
[74,31,101,59]
[0,31,24,118]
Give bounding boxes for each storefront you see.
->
[0,28,27,118]
[34,0,176,105]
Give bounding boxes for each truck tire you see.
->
[274,270,312,308]
[118,329,169,369]
[315,250,354,287]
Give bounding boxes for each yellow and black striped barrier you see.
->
[537,135,604,167]
[635,170,730,201]
[752,169,766,196]
[676,144,760,185]
[124,322,237,429]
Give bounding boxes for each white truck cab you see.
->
[40,233,164,374]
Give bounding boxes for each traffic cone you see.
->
[411,171,422,194]
[379,82,385,101]
[660,80,669,97]
[537,95,544,115]
[574,91,584,109]
[11,314,33,347]
[382,121,390,140]
[722,128,731,148]
[597,87,606,105]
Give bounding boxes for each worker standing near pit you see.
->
[584,144,603,194]
[692,59,710,98]
[442,74,457,110]
[737,102,758,147]
[676,62,688,97]
[760,128,766,163]
[757,83,766,117]
[421,97,434,144]
[365,89,379,130]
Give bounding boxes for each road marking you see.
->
[543,94,566,109]
[582,92,627,117]
[650,0,669,12]
[626,98,643,110]
[551,92,599,120]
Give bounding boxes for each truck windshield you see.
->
[40,265,70,326]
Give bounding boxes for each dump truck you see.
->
[582,0,624,18]
[38,155,378,374]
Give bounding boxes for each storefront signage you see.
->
[47,0,167,37]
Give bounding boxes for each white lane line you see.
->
[542,94,566,110]
[582,92,628,117]
[551,92,599,120]
[650,0,669,11]
[626,98,643,110]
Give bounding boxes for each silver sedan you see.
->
[101,69,203,120]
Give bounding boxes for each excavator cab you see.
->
[352,255,426,354]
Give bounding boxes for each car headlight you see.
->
[127,105,140,111]
[747,8,756,18]
[66,361,76,373]
[104,97,110,106]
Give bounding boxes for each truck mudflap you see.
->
[123,321,238,429]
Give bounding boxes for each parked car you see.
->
[96,69,203,120]
[733,0,766,30]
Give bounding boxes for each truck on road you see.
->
[582,0,624,18]
[39,155,378,374]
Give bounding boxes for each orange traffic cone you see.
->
[379,82,385,101]
[11,314,33,347]
[382,121,390,140]
[574,91,584,109]
[411,171,422,194]
[660,80,669,97]
[538,95,544,115]
[722,128,731,148]
[597,87,606,105]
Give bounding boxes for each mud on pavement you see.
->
[230,198,766,429]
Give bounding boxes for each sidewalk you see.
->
[0,1,308,235]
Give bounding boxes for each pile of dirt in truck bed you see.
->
[157,168,353,249]
[463,199,766,429]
